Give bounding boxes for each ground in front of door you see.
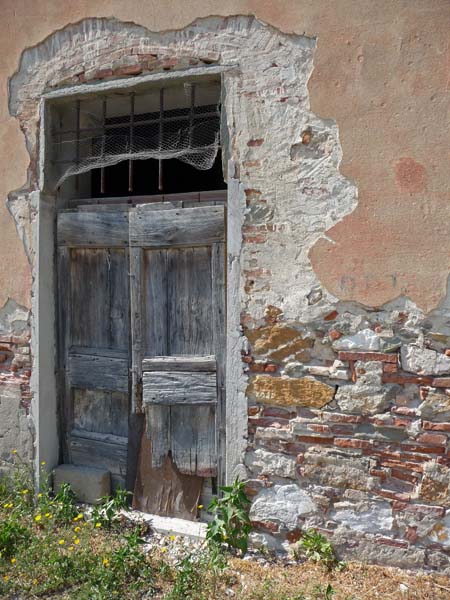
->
[1,502,450,599]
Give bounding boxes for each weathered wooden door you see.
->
[57,201,225,514]
[129,204,225,518]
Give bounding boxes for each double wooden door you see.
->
[57,199,225,516]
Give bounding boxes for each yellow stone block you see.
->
[247,375,334,408]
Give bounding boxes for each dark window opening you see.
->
[90,150,226,197]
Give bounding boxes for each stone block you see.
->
[401,344,450,376]
[249,484,316,530]
[247,375,334,408]
[53,464,111,504]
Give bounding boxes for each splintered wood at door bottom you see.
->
[133,431,202,520]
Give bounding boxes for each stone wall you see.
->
[6,13,450,572]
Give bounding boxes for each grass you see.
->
[1,454,450,599]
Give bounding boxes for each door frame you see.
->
[34,66,247,491]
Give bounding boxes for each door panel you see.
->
[58,201,225,511]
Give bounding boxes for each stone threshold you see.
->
[123,510,207,539]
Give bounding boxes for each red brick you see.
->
[338,351,398,363]
[251,520,279,533]
[377,489,412,502]
[383,362,398,373]
[308,424,332,434]
[392,417,414,427]
[417,432,447,446]
[323,413,363,424]
[431,377,450,388]
[383,372,433,385]
[263,363,278,373]
[296,435,335,445]
[247,406,260,416]
[401,443,445,454]
[324,310,338,322]
[405,526,418,543]
[330,424,356,435]
[369,468,388,480]
[281,442,305,455]
[334,438,371,449]
[263,406,295,419]
[391,468,419,484]
[247,139,264,147]
[423,421,450,432]
[392,502,445,517]
[329,329,342,341]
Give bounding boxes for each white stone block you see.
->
[53,464,111,504]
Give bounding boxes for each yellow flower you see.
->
[58,539,65,545]
[11,449,17,455]
[40,461,46,466]
[32,579,38,586]
[34,514,42,522]
[102,558,110,567]
[3,575,9,582]
[161,547,167,553]
[73,513,84,522]
[95,522,102,528]
[197,505,204,509]
[169,535,176,541]
[10,558,16,564]
[73,538,80,545]
[21,490,29,495]
[68,546,74,552]
[74,526,81,532]
[83,522,88,527]
[45,513,52,518]
[37,493,43,498]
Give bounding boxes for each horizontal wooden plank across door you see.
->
[143,371,217,405]
[57,210,129,247]
[129,206,224,247]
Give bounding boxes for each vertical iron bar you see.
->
[189,83,195,149]
[75,99,81,194]
[128,92,135,194]
[158,88,164,192]
[100,97,107,195]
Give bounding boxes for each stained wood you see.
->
[145,405,170,468]
[142,371,217,405]
[73,389,128,437]
[58,210,129,247]
[68,354,128,393]
[132,431,202,520]
[142,356,216,372]
[129,206,224,247]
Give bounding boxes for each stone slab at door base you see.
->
[53,464,111,504]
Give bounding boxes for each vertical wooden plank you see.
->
[212,242,226,487]
[167,247,213,355]
[57,246,71,462]
[70,249,110,348]
[143,249,168,356]
[145,405,170,468]
[109,249,130,351]
[170,404,216,476]
[130,246,144,414]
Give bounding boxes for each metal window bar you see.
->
[100,97,107,194]
[158,88,164,192]
[128,92,135,194]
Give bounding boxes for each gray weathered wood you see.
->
[212,242,226,486]
[68,354,128,393]
[142,356,216,372]
[143,249,168,356]
[129,206,224,247]
[58,210,129,247]
[129,246,144,413]
[167,247,213,355]
[145,405,170,468]
[73,390,128,438]
[170,404,217,476]
[69,431,127,487]
[143,371,217,405]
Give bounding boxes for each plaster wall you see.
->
[1,0,450,571]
